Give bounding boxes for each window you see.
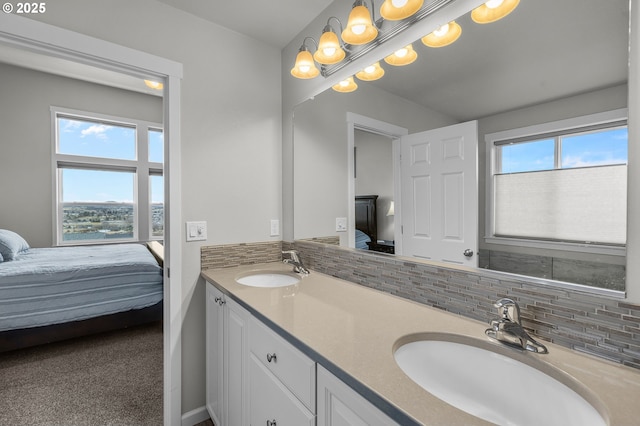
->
[53,108,163,244]
[486,109,627,254]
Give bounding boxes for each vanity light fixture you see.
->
[332,76,358,93]
[384,44,418,66]
[342,0,379,45]
[144,80,163,90]
[291,37,321,79]
[471,0,520,24]
[421,21,462,48]
[355,61,385,81]
[314,17,347,65]
[380,0,424,21]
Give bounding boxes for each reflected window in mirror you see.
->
[485,109,627,290]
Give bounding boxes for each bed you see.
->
[0,230,163,352]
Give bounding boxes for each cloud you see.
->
[81,124,112,139]
[562,155,627,168]
[61,119,83,132]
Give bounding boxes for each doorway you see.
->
[0,14,182,425]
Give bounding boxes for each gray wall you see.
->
[355,130,395,241]
[0,62,162,248]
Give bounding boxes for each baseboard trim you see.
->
[181,406,210,426]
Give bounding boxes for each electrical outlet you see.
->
[270,219,280,237]
[336,217,347,232]
[186,221,207,242]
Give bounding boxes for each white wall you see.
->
[0,62,162,248]
[23,0,282,413]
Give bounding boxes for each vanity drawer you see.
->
[249,316,316,411]
[249,353,315,426]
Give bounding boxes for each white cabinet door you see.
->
[249,353,315,426]
[206,283,250,426]
[317,365,398,426]
[206,284,225,426]
[225,297,250,426]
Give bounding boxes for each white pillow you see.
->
[0,229,30,260]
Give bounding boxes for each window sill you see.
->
[484,236,626,257]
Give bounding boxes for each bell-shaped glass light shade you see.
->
[332,76,358,93]
[355,62,385,81]
[291,49,320,79]
[421,21,462,48]
[471,0,520,24]
[314,30,346,65]
[384,44,417,66]
[342,3,378,45]
[380,0,424,21]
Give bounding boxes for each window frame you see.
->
[51,106,163,245]
[485,108,628,257]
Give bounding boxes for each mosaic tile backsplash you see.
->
[202,240,640,369]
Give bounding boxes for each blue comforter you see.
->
[0,244,163,331]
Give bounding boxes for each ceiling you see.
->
[156,0,335,49]
[350,0,630,120]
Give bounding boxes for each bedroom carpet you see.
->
[0,321,163,425]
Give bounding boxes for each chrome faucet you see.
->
[282,250,309,275]
[485,298,548,354]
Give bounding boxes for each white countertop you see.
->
[202,262,640,425]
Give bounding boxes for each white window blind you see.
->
[494,165,627,244]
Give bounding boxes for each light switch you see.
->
[336,217,347,232]
[186,221,207,242]
[270,219,280,237]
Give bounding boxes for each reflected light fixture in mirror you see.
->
[291,37,321,79]
[421,21,462,47]
[342,0,379,45]
[384,44,418,66]
[380,0,424,21]
[314,18,347,65]
[356,61,385,81]
[144,79,164,90]
[472,0,520,24]
[332,76,358,92]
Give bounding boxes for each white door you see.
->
[399,120,478,265]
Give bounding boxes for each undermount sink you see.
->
[235,271,301,288]
[393,333,607,426]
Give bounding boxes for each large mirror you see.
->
[293,0,629,292]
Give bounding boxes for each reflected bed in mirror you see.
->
[293,0,629,293]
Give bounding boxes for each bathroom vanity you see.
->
[202,262,640,425]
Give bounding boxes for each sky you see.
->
[500,127,628,174]
[58,118,164,203]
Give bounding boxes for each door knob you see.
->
[463,249,474,258]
